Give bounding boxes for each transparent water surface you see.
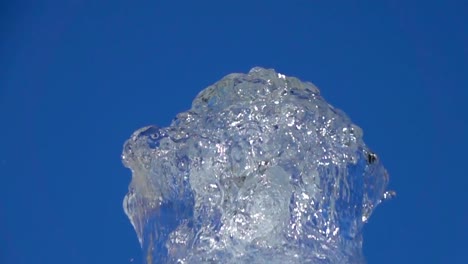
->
[122,67,390,263]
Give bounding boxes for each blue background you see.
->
[1,1,467,263]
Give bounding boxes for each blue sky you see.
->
[1,1,467,263]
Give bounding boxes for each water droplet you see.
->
[382,190,396,201]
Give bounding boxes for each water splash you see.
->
[122,67,390,263]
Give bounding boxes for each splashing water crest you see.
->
[122,67,391,263]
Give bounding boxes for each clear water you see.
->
[122,67,390,263]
